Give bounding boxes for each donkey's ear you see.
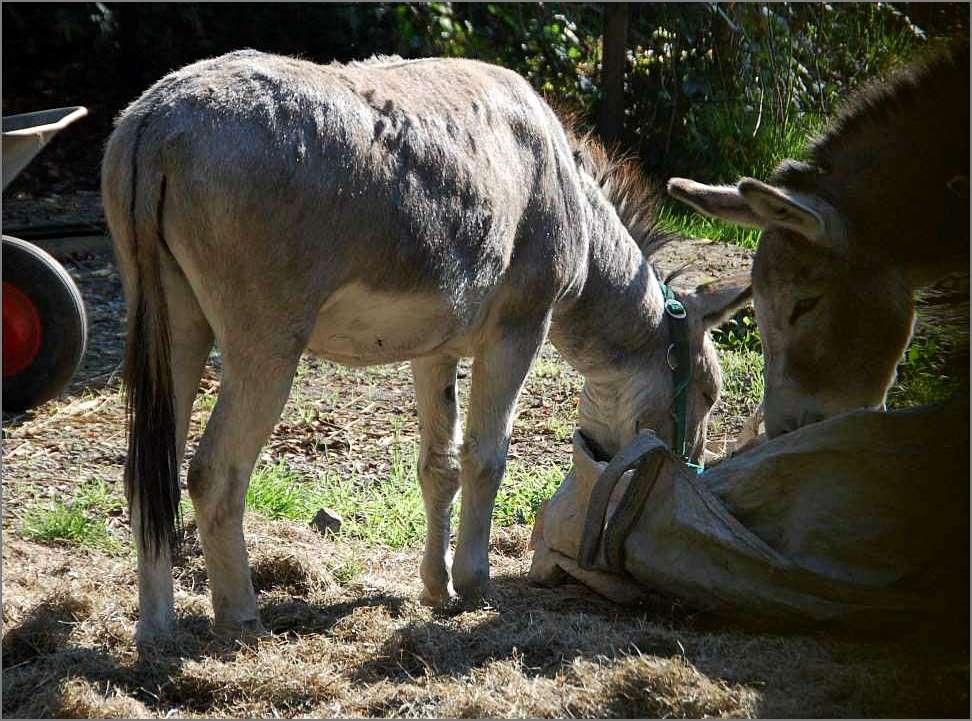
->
[684,273,753,330]
[737,178,826,240]
[667,178,763,227]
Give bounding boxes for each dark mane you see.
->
[774,38,969,188]
[558,113,676,258]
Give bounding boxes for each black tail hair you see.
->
[123,118,181,559]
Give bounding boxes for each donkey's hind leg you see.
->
[187,337,303,637]
[453,318,549,599]
[133,253,213,643]
[412,355,462,605]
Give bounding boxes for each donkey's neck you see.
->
[550,199,668,456]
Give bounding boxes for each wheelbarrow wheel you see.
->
[3,235,87,412]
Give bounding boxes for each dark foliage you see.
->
[2,2,967,194]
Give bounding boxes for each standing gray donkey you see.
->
[103,51,750,642]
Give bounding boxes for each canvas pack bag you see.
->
[529,394,969,626]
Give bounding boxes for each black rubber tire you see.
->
[3,235,88,412]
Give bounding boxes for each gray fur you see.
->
[103,50,749,640]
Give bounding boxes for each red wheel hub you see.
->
[3,281,43,376]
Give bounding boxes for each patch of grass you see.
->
[711,307,762,354]
[194,392,217,414]
[246,461,328,521]
[319,436,427,549]
[246,454,427,548]
[493,462,564,526]
[657,203,763,251]
[717,347,765,420]
[74,478,125,515]
[246,438,564,549]
[888,328,964,409]
[544,415,574,443]
[21,479,125,553]
[22,504,113,549]
[327,558,363,586]
[533,357,568,380]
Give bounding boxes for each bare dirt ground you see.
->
[2,196,967,718]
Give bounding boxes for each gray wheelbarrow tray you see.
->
[3,106,88,190]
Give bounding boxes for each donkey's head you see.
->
[575,270,752,465]
[565,125,751,461]
[667,177,916,437]
[666,43,968,437]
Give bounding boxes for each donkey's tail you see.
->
[102,113,180,558]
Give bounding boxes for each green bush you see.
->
[5,2,962,193]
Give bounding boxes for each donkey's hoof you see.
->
[454,576,491,604]
[419,585,457,608]
[214,617,267,642]
[453,583,502,613]
[453,562,491,601]
[134,615,176,647]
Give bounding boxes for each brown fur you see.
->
[667,39,969,436]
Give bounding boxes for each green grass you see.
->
[657,203,763,251]
[711,308,762,354]
[245,436,564,549]
[492,462,564,526]
[887,327,964,409]
[74,478,125,515]
[533,357,568,380]
[661,106,824,252]
[544,415,574,444]
[711,308,766,422]
[717,347,766,420]
[194,392,217,414]
[21,479,126,553]
[327,559,363,585]
[245,461,326,521]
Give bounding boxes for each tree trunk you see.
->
[598,3,629,146]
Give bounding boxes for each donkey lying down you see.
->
[103,50,750,641]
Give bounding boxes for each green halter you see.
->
[659,282,704,474]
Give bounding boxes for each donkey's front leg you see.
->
[453,319,549,599]
[412,355,462,605]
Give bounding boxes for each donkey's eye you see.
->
[788,295,821,325]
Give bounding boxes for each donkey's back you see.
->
[105,50,585,363]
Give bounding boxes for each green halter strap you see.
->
[659,282,704,474]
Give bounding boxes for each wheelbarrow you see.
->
[3,107,89,412]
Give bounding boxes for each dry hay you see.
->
[2,248,967,718]
[3,515,968,719]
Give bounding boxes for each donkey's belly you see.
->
[306,282,462,366]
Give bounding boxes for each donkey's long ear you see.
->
[736,178,827,240]
[667,178,763,227]
[683,273,753,330]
